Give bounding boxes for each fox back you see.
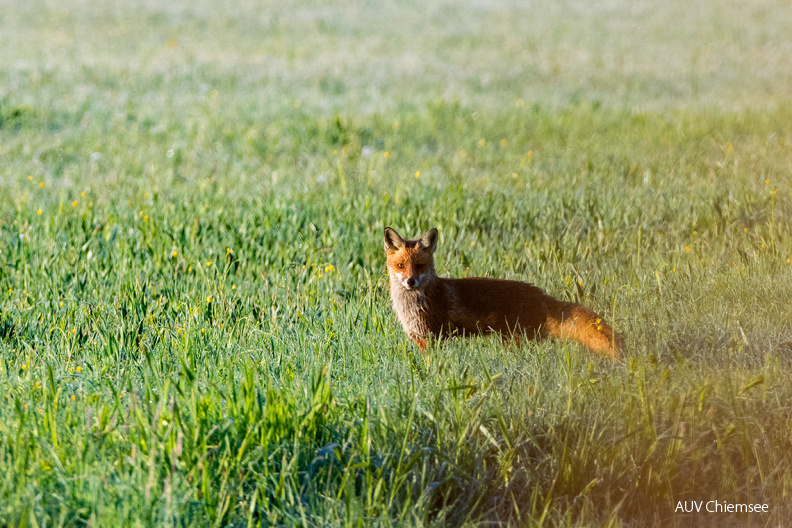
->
[384,227,623,358]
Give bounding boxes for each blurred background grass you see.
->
[3,0,792,114]
[2,0,792,526]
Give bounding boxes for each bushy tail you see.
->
[542,296,623,359]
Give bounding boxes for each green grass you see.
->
[2,1,792,526]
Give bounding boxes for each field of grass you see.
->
[2,0,792,526]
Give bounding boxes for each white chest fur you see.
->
[389,281,432,337]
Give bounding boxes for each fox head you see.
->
[384,227,438,291]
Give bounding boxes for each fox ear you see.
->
[418,228,438,253]
[384,227,405,254]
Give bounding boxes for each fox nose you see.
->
[406,277,417,288]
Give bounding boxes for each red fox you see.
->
[384,227,623,359]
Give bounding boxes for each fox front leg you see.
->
[410,334,428,352]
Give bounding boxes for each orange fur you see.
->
[384,227,623,359]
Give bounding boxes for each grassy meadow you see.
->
[2,0,792,526]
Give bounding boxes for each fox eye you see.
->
[396,263,405,269]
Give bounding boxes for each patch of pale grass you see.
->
[2,0,792,114]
